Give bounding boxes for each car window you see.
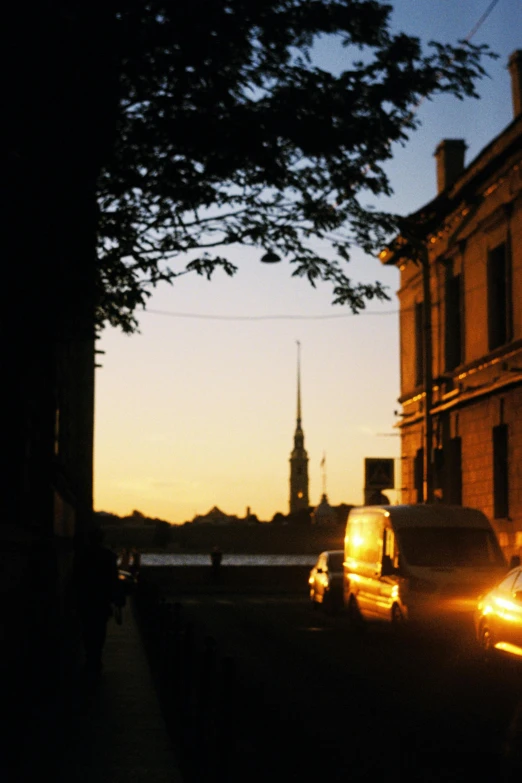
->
[496,572,519,592]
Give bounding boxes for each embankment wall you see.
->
[104,523,345,555]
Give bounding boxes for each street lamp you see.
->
[380,226,435,504]
[420,244,435,503]
[401,231,434,504]
[260,251,281,263]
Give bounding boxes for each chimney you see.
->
[434,139,467,194]
[508,49,522,119]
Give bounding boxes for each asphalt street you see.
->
[160,590,522,783]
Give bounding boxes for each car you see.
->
[475,565,522,665]
[309,550,344,613]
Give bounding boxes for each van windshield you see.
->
[396,527,505,568]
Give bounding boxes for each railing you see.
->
[133,578,244,783]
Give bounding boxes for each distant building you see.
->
[289,342,309,514]
[366,491,391,506]
[191,506,238,525]
[381,51,522,562]
[312,494,337,525]
[190,506,260,525]
[311,454,337,524]
[334,503,353,528]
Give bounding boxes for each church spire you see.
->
[296,340,302,425]
[289,341,309,514]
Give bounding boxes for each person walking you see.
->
[210,545,223,583]
[130,547,141,579]
[118,547,131,569]
[74,528,119,676]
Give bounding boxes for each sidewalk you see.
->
[60,602,184,783]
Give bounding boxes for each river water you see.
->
[141,553,317,566]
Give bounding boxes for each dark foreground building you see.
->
[3,7,119,772]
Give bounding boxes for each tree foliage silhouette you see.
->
[95,1,493,331]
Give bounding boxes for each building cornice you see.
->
[396,369,522,429]
[397,346,522,427]
[430,374,522,416]
[381,117,522,266]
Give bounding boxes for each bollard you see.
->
[162,603,182,702]
[181,623,194,710]
[170,601,182,635]
[163,625,176,701]
[212,655,237,782]
[157,598,171,677]
[199,635,217,710]
[178,622,198,761]
[503,695,522,778]
[197,637,222,781]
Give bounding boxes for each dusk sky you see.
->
[94,1,521,524]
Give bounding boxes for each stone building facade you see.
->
[382,51,522,562]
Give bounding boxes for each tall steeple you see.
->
[289,341,309,514]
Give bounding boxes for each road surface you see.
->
[148,582,522,782]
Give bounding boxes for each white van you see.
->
[343,505,506,629]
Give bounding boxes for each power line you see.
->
[407,0,501,115]
[146,308,399,321]
[464,0,501,42]
[144,266,505,321]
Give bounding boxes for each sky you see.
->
[93,1,521,524]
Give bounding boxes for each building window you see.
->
[447,437,462,505]
[445,273,462,371]
[487,243,512,351]
[493,424,509,519]
[414,448,424,504]
[433,436,462,505]
[414,302,424,387]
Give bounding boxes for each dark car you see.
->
[309,550,344,613]
[475,565,522,665]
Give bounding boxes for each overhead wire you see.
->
[464,0,501,42]
[146,308,399,321]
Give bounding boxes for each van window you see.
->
[384,528,399,569]
[396,527,505,568]
[347,516,383,565]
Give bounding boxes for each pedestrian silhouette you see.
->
[118,547,131,569]
[74,528,119,676]
[130,547,141,579]
[210,545,223,583]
